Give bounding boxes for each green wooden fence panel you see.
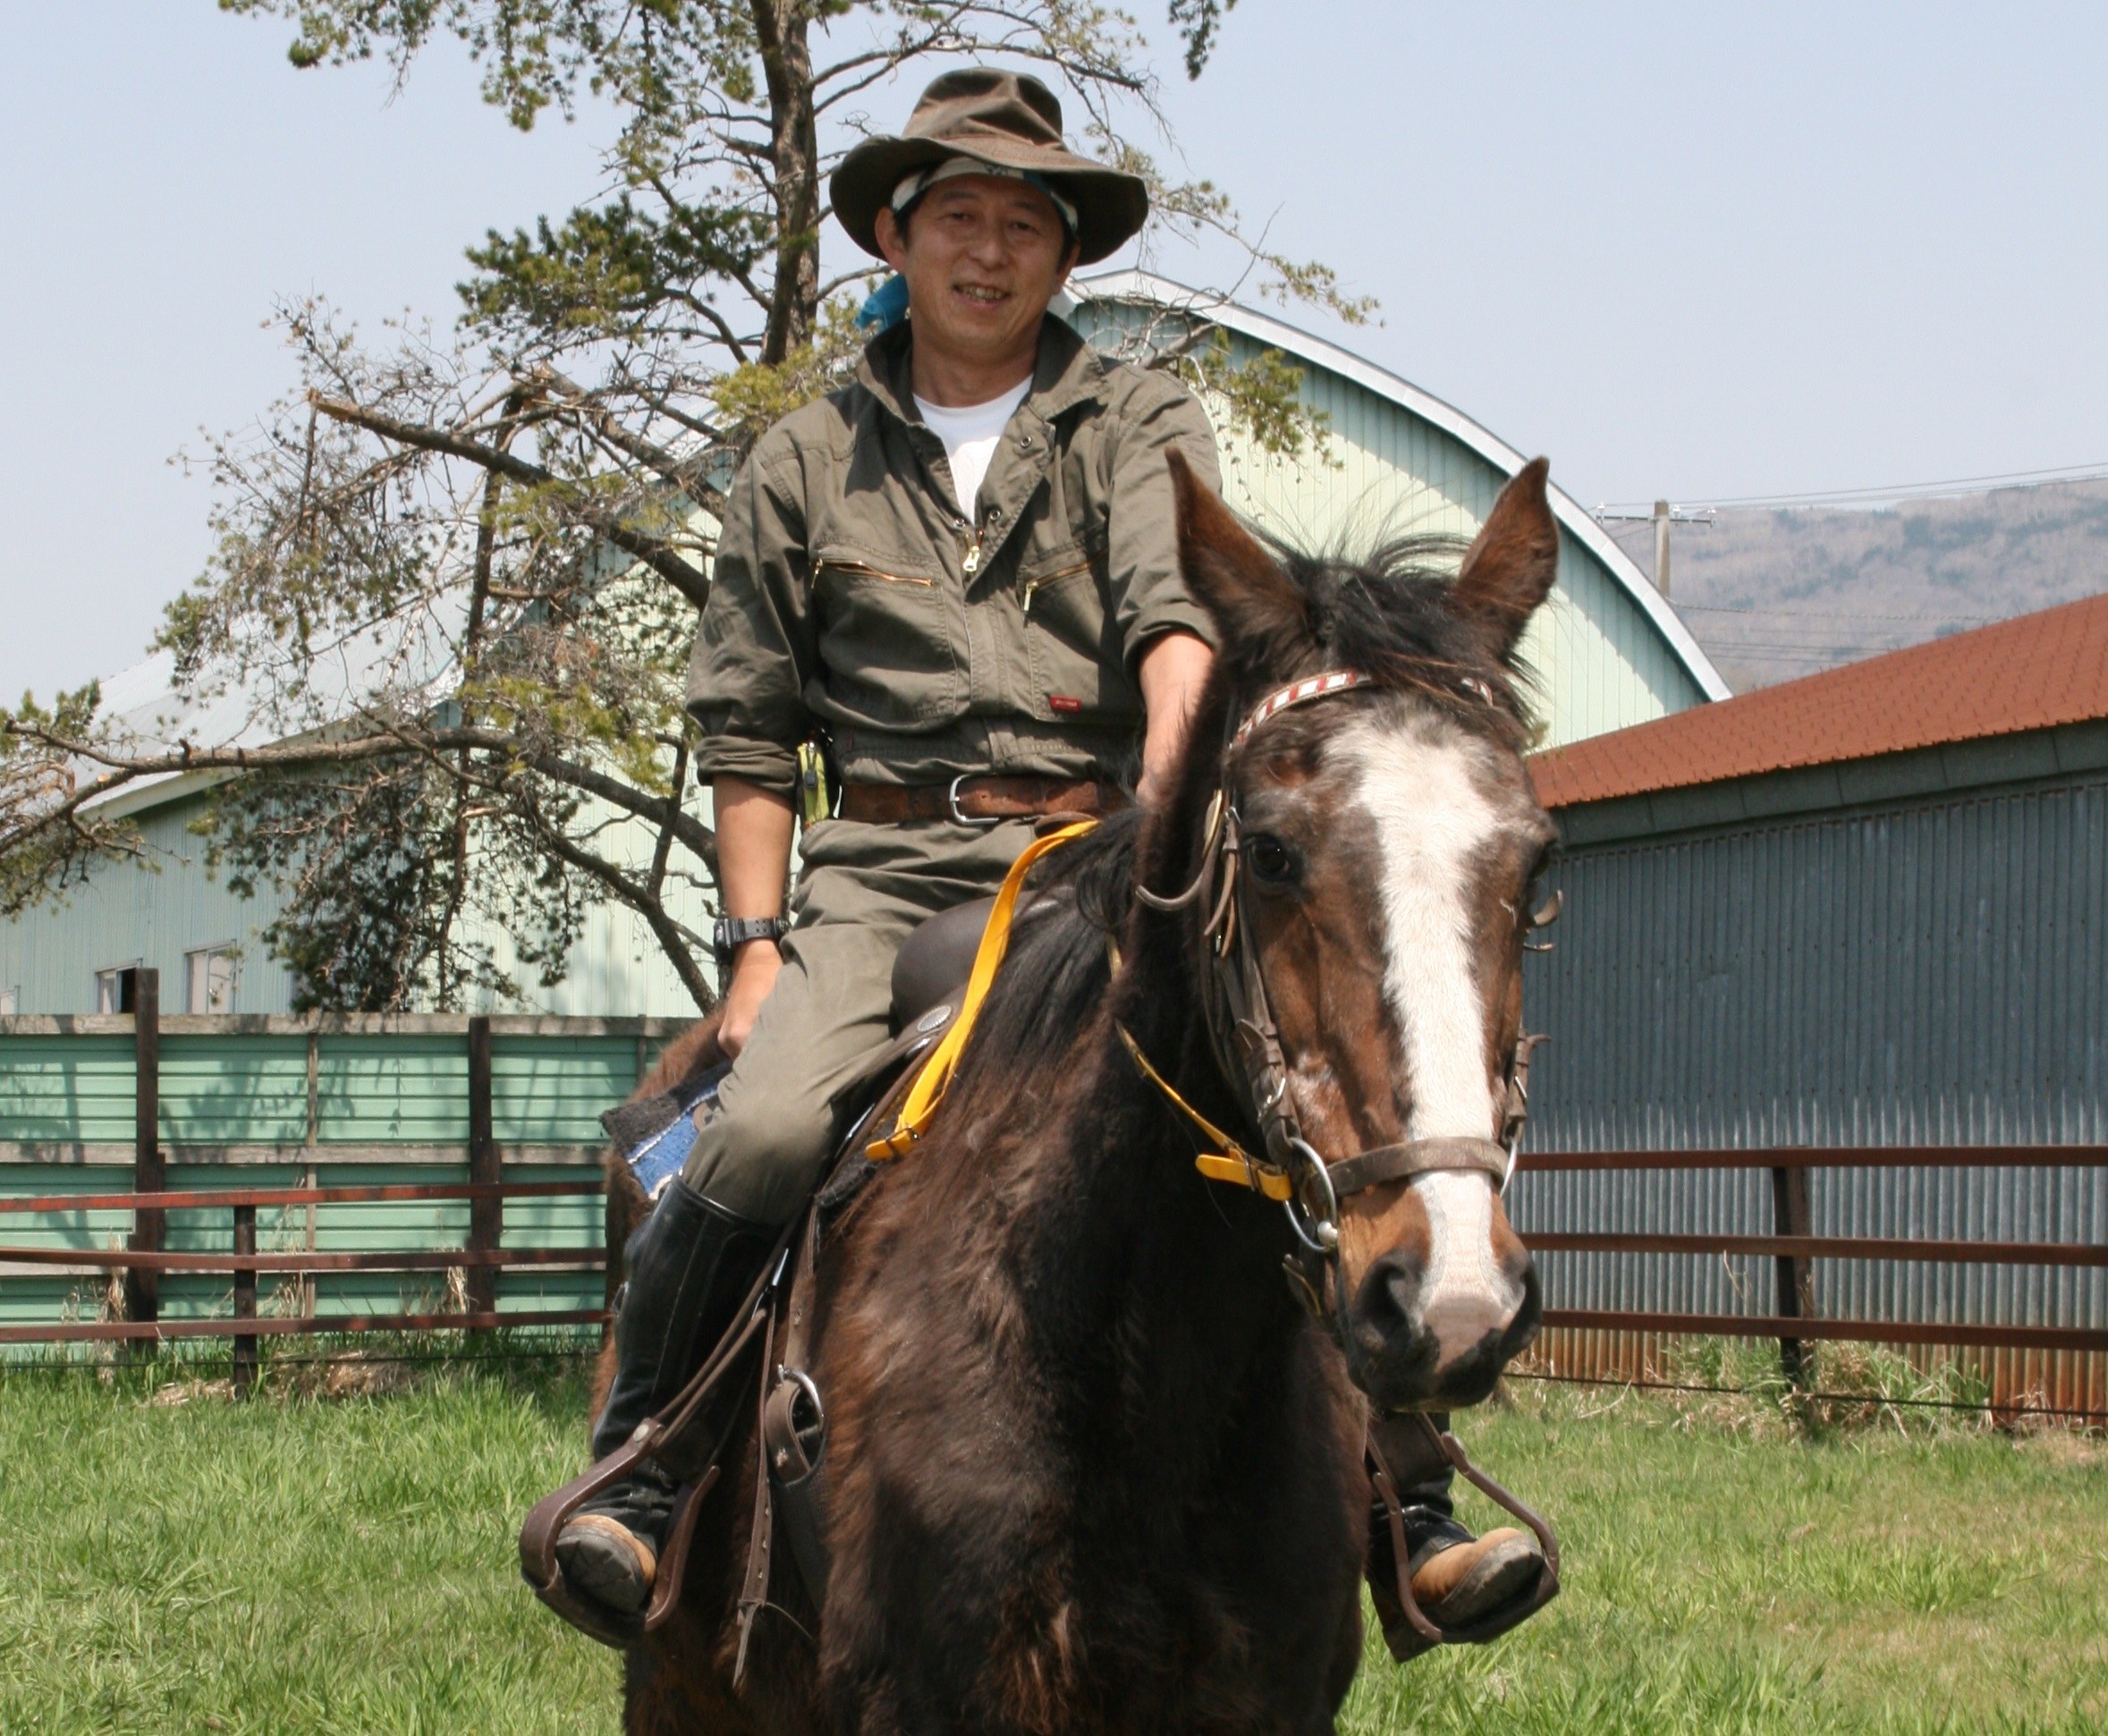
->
[160,1036,309,1145]
[0,1164,137,1250]
[317,1035,470,1144]
[493,1035,641,1144]
[0,1036,134,1143]
[1,1024,636,1343]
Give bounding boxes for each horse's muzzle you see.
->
[1342,1244,1542,1413]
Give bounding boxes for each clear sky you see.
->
[3,3,2104,705]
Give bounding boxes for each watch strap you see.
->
[714,916,787,962]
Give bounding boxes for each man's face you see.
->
[875,174,1079,372]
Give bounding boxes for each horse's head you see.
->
[1156,453,1560,1413]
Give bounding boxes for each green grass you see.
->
[0,1344,2102,1733]
[0,1343,621,1734]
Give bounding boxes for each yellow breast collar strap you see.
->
[868,819,1098,1161]
[1113,1020,1293,1204]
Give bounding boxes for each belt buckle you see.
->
[946,773,1003,827]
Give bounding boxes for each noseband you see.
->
[1125,670,1544,1308]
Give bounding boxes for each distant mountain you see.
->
[1596,478,2108,693]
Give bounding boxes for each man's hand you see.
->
[1136,630,1215,808]
[717,941,782,1057]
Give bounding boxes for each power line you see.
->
[1598,459,2108,516]
[1678,602,2002,622]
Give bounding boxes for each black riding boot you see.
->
[555,1177,775,1615]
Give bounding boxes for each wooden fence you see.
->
[1516,1145,2108,1418]
[0,977,673,1379]
[4,988,2101,1416]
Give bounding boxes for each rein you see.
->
[1122,669,1544,1316]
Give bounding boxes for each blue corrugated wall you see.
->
[1515,767,2107,1341]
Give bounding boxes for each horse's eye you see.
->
[1243,833,1300,889]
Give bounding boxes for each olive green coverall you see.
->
[680,314,1221,1226]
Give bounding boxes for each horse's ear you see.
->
[1168,448,1309,668]
[1452,457,1560,662]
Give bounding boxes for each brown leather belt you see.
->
[837,775,1130,826]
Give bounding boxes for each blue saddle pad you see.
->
[611,1063,728,1201]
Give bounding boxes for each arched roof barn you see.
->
[1070,272,1724,748]
[2,282,1722,1017]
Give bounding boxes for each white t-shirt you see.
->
[913,377,1033,519]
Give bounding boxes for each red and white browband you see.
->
[1230,670,1371,749]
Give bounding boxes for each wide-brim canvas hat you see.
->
[833,69,1148,267]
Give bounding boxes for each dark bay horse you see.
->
[601,455,1562,1733]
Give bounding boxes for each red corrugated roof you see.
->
[1529,589,2108,810]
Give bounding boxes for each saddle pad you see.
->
[602,1063,729,1201]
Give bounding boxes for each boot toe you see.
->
[556,1512,658,1614]
[1410,1527,1544,1627]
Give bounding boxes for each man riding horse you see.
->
[544,67,1546,1651]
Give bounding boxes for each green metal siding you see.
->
[0,1035,134,1143]
[0,1019,672,1343]
[163,1036,309,1144]
[1072,301,1710,749]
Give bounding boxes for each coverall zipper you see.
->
[1020,557,1092,615]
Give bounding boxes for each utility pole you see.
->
[1594,499,1715,598]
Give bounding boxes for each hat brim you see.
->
[831,135,1148,267]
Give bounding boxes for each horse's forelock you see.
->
[1260,534,1539,753]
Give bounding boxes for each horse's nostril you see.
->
[1363,1251,1424,1336]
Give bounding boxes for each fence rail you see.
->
[1515,1144,2108,1414]
[0,977,633,1390]
[4,990,2101,1412]
[0,1172,612,1387]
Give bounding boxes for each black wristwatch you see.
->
[713,915,788,966]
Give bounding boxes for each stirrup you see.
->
[1368,1416,1560,1660]
[522,1429,722,1647]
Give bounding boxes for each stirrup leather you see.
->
[519,1219,794,1648]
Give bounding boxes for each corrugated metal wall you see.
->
[1513,771,2108,1364]
[0,1017,670,1339]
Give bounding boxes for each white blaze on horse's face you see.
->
[1333,707,1542,1395]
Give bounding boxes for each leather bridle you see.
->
[1125,668,1546,1321]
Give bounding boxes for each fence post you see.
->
[466,1017,500,1324]
[124,969,163,1340]
[1769,1161,1816,1387]
[232,1205,257,1397]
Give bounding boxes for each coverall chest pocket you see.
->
[812,552,964,731]
[1020,546,1139,723]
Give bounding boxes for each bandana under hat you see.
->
[890,155,1080,235]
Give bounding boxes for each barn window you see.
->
[185,945,238,1015]
[0,987,17,1015]
[95,965,140,1014]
